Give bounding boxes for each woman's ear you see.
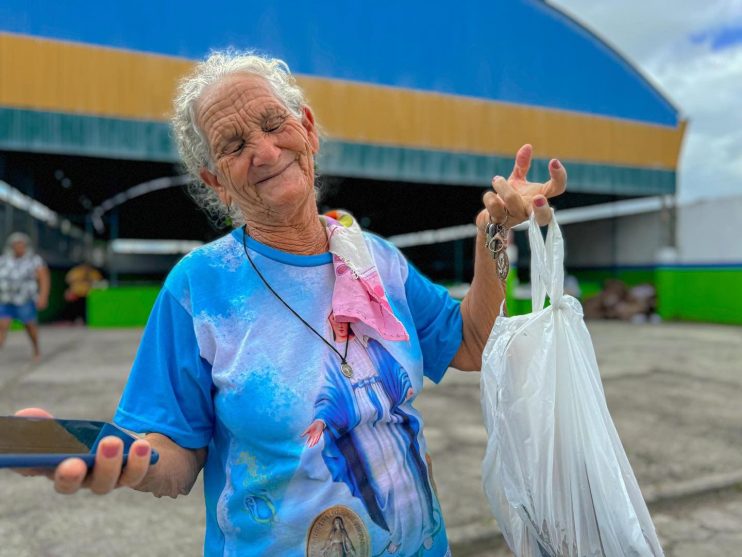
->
[199,167,232,206]
[302,106,320,154]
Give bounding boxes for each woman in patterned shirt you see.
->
[0,232,50,361]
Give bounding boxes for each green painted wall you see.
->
[509,265,742,325]
[322,142,676,194]
[87,286,161,328]
[0,107,676,195]
[571,268,656,290]
[75,267,742,328]
[657,266,742,325]
[0,107,177,162]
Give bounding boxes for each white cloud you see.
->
[549,0,742,201]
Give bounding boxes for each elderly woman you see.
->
[0,232,50,360]
[19,51,565,556]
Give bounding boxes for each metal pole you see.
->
[110,209,119,287]
[2,202,10,239]
[84,214,94,262]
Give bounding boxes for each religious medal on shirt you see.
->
[307,505,370,557]
[341,362,354,378]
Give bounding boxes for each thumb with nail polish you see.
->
[532,195,551,226]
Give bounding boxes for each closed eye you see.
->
[229,140,245,154]
[262,114,286,133]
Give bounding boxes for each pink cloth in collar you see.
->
[323,211,409,342]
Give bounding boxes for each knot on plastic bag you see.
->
[554,295,583,316]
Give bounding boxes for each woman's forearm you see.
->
[37,266,51,300]
[133,433,206,498]
[450,213,506,372]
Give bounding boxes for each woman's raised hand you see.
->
[480,144,567,228]
[14,408,153,494]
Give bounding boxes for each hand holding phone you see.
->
[5,408,157,495]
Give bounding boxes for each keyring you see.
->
[501,208,510,228]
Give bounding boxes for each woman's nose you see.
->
[251,136,282,167]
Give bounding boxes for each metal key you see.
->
[485,221,510,280]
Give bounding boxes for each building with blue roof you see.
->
[0,0,694,324]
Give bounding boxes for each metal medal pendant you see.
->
[486,220,509,280]
[341,362,353,378]
[496,250,510,281]
[486,224,504,260]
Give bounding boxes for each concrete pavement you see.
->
[1,320,741,556]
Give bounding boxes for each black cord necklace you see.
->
[241,226,354,378]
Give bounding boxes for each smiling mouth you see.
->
[255,160,296,185]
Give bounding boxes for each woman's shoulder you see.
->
[362,231,410,278]
[163,230,243,290]
[363,231,404,261]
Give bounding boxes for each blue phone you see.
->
[0,416,159,468]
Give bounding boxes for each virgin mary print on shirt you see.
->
[305,312,437,555]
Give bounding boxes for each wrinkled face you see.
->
[197,73,319,223]
[11,240,26,257]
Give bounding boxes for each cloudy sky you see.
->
[549,0,742,203]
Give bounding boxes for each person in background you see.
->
[0,232,50,361]
[63,262,103,324]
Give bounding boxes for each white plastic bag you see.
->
[481,211,663,557]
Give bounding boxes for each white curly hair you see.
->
[171,49,311,227]
[4,232,33,255]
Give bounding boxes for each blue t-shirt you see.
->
[114,228,462,557]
